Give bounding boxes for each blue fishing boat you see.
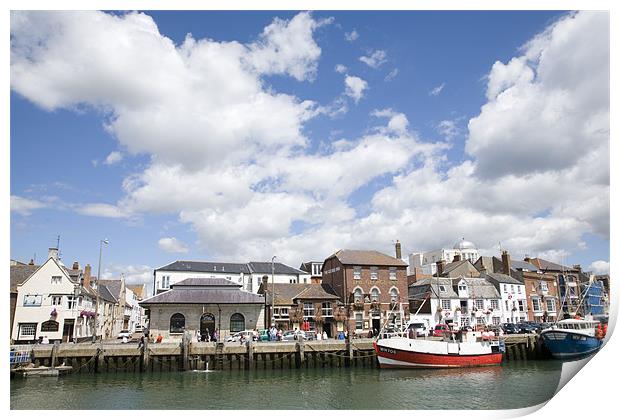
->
[540,318,603,360]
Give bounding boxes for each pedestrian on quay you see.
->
[122,335,128,344]
[322,331,328,340]
[138,336,145,349]
[277,329,283,341]
[156,333,163,343]
[213,329,219,342]
[344,330,348,339]
[205,329,211,342]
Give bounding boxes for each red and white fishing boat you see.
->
[374,331,504,369]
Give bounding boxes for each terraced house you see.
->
[322,249,409,335]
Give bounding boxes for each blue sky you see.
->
[10,10,610,288]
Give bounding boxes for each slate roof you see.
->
[139,288,264,305]
[156,261,251,274]
[326,249,408,267]
[98,280,122,300]
[510,260,540,272]
[454,277,501,299]
[528,258,575,272]
[485,272,524,285]
[409,277,458,299]
[10,264,40,293]
[248,262,307,275]
[473,256,493,272]
[172,278,241,288]
[261,283,341,306]
[98,285,118,303]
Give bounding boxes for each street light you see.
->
[271,256,276,327]
[92,239,109,343]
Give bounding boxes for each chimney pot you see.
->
[72,261,79,270]
[436,260,445,276]
[28,259,35,265]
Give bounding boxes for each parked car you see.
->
[257,329,270,341]
[282,330,306,341]
[117,329,132,339]
[305,330,317,341]
[517,323,537,334]
[225,330,256,342]
[431,324,450,337]
[501,323,519,334]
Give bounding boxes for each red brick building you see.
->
[322,249,409,335]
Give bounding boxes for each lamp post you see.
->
[92,239,109,343]
[271,256,276,327]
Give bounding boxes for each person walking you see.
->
[205,329,211,342]
[138,335,145,349]
[322,330,328,340]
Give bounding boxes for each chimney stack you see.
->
[573,264,582,273]
[524,255,531,263]
[502,250,511,275]
[83,264,92,289]
[28,259,35,266]
[72,261,79,270]
[436,260,445,276]
[395,240,402,259]
[48,247,59,261]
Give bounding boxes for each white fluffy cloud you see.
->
[10,195,47,216]
[359,49,387,68]
[104,151,123,165]
[158,237,189,254]
[437,120,459,140]
[334,64,347,74]
[344,30,359,42]
[10,11,609,268]
[344,75,368,104]
[429,83,445,96]
[588,260,609,275]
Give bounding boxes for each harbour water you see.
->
[10,360,563,410]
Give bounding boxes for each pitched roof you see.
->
[485,272,523,285]
[139,288,264,305]
[126,284,146,299]
[10,264,40,293]
[326,249,408,267]
[409,277,458,299]
[172,277,241,288]
[528,258,575,272]
[156,260,251,274]
[98,280,122,299]
[98,285,118,303]
[262,283,341,306]
[248,261,307,275]
[454,277,501,299]
[510,260,540,272]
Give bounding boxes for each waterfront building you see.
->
[10,260,39,338]
[528,258,583,318]
[436,257,480,278]
[139,277,265,342]
[153,260,310,296]
[322,248,409,335]
[476,253,560,322]
[482,252,528,323]
[11,248,99,343]
[580,275,606,317]
[98,278,130,335]
[299,261,324,284]
[408,277,502,329]
[407,238,480,276]
[259,283,342,337]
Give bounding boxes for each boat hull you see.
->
[373,340,503,369]
[540,330,602,360]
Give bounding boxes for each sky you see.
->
[9,10,610,292]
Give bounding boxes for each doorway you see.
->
[323,321,332,338]
[371,311,381,335]
[200,313,216,341]
[62,320,74,343]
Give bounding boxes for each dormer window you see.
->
[458,284,467,292]
[439,285,446,292]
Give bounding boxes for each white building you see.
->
[11,249,98,343]
[408,238,480,276]
[153,260,311,295]
[485,273,528,323]
[408,277,503,329]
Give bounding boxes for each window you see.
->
[492,317,501,325]
[322,302,332,317]
[370,267,378,281]
[355,313,363,329]
[23,294,42,307]
[510,285,515,293]
[51,295,63,306]
[389,267,397,281]
[280,308,289,318]
[475,299,484,310]
[66,296,76,309]
[458,284,467,292]
[441,299,451,310]
[518,300,525,311]
[476,317,485,326]
[51,276,62,285]
[503,284,508,292]
[370,288,380,302]
[353,266,362,280]
[491,300,499,310]
[170,313,185,333]
[303,303,315,318]
[540,282,548,293]
[273,307,280,315]
[18,323,37,340]
[230,313,245,332]
[505,301,509,311]
[353,288,363,303]
[532,298,541,312]
[546,299,556,312]
[439,285,446,292]
[162,275,170,289]
[517,286,521,293]
[390,288,398,303]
